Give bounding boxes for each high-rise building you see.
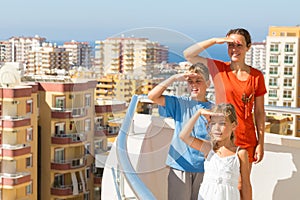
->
[0,41,13,62]
[62,40,93,69]
[265,26,300,136]
[9,36,46,63]
[94,37,168,76]
[38,79,98,199]
[0,64,38,199]
[245,41,266,74]
[26,44,69,76]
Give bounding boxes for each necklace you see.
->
[228,65,255,119]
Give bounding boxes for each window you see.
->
[285,43,294,52]
[26,127,33,141]
[85,143,91,155]
[268,101,277,106]
[26,182,32,195]
[95,117,103,127]
[270,44,279,52]
[94,140,104,153]
[26,155,32,168]
[54,148,65,163]
[269,90,277,97]
[55,123,65,135]
[84,192,90,200]
[283,102,291,107]
[283,91,292,98]
[284,55,293,64]
[85,94,91,107]
[283,78,292,87]
[284,67,293,75]
[86,167,91,179]
[269,67,278,75]
[269,55,278,63]
[85,119,91,131]
[55,96,65,109]
[26,99,33,114]
[269,78,277,86]
[54,174,64,187]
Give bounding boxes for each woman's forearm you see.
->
[183,38,217,63]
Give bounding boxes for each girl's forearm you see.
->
[179,109,202,142]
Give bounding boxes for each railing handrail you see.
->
[116,94,156,200]
[265,105,300,115]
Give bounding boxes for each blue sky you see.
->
[1,0,300,42]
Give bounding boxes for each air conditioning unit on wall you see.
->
[12,100,19,104]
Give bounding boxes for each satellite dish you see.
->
[0,63,21,87]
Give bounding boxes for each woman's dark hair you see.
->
[226,28,252,48]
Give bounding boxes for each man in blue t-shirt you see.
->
[148,63,213,200]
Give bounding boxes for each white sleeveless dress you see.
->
[198,147,240,200]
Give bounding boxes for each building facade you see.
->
[265,26,300,136]
[38,80,98,199]
[245,41,266,74]
[26,44,69,76]
[0,81,39,199]
[62,41,93,69]
[94,37,168,76]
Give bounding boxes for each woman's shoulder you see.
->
[249,66,264,76]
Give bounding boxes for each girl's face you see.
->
[187,74,209,99]
[227,34,250,62]
[209,116,236,141]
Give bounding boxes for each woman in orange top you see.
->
[183,28,266,171]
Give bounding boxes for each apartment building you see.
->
[265,26,300,136]
[26,44,69,76]
[62,41,93,69]
[38,79,98,200]
[245,41,266,74]
[96,73,151,103]
[8,36,46,63]
[0,41,13,62]
[0,64,38,199]
[95,75,116,100]
[94,98,127,198]
[94,37,168,76]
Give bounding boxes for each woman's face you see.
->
[227,34,250,63]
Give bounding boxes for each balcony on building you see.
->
[0,144,31,160]
[95,125,108,137]
[51,156,86,171]
[51,133,86,145]
[0,116,31,128]
[51,107,88,119]
[100,95,300,199]
[0,172,31,189]
[51,182,87,197]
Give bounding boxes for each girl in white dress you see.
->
[180,103,252,200]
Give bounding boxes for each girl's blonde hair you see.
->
[209,103,237,143]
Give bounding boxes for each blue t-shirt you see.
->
[159,95,213,172]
